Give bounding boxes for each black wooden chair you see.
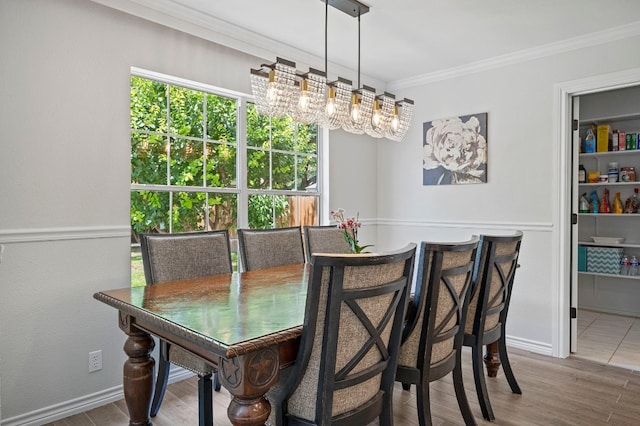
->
[267,244,416,425]
[303,225,352,262]
[140,230,233,426]
[463,231,523,421]
[396,237,479,426]
[237,226,305,271]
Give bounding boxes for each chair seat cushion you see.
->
[169,345,215,376]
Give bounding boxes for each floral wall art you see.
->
[422,112,488,185]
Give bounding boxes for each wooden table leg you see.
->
[220,348,280,426]
[484,341,500,378]
[119,313,155,426]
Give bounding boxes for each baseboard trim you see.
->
[506,335,553,357]
[0,368,193,426]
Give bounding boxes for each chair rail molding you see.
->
[0,225,130,244]
[376,218,552,233]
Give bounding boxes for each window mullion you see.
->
[166,84,172,233]
[237,98,248,229]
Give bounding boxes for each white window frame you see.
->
[130,67,324,231]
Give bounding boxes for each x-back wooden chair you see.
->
[267,244,416,425]
[396,237,479,426]
[463,231,523,421]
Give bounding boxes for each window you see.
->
[130,70,320,281]
[246,103,319,229]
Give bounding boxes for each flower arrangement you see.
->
[330,208,373,254]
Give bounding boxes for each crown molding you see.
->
[89,0,382,87]
[388,21,640,90]
[90,1,640,91]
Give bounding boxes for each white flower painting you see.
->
[423,113,488,185]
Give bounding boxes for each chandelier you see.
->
[249,0,413,142]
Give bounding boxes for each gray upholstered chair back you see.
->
[461,231,523,422]
[140,230,232,284]
[237,226,305,271]
[303,225,352,262]
[270,244,416,426]
[394,238,479,426]
[398,237,478,377]
[464,231,523,336]
[139,230,232,422]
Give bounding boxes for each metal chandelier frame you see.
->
[249,0,413,142]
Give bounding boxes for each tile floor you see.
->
[574,309,640,370]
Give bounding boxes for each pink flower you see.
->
[330,208,372,253]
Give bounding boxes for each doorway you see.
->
[556,68,640,365]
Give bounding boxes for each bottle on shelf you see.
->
[608,162,619,182]
[613,192,623,214]
[579,193,590,213]
[620,255,629,275]
[590,190,599,213]
[630,256,639,276]
[625,187,639,214]
[600,188,611,213]
[579,164,586,183]
[585,127,596,153]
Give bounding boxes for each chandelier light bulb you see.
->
[372,100,381,127]
[391,105,400,131]
[266,70,278,105]
[298,79,310,111]
[350,94,361,122]
[325,86,337,116]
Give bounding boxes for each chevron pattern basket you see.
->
[586,247,623,274]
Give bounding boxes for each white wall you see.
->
[0,0,377,423]
[2,0,639,423]
[375,36,640,355]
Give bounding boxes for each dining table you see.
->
[94,263,310,426]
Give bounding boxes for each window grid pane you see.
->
[131,73,320,282]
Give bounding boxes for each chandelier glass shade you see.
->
[249,0,413,142]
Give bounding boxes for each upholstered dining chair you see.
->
[396,237,479,426]
[303,225,352,262]
[267,244,417,426]
[140,230,233,426]
[463,231,523,421]
[237,226,305,271]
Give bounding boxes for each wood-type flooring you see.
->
[45,346,640,426]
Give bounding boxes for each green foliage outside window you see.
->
[130,75,318,242]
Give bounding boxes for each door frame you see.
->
[554,67,640,358]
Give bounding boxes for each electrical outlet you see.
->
[89,350,102,372]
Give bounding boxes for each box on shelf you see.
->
[578,245,587,272]
[619,131,626,150]
[586,246,623,274]
[597,125,610,152]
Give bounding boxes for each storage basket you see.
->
[586,247,623,274]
